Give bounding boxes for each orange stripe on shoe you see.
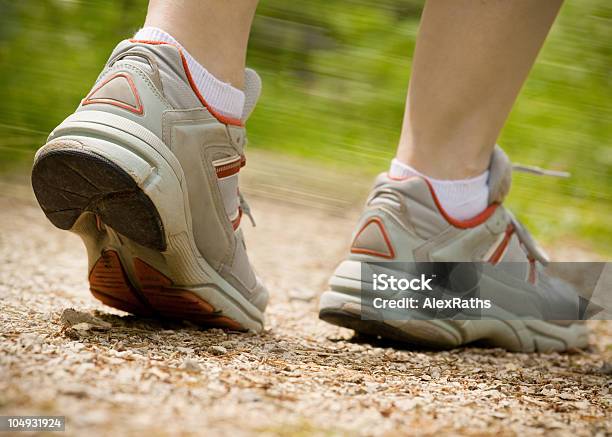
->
[527,256,537,285]
[350,217,395,259]
[487,224,515,264]
[215,156,243,178]
[89,250,153,316]
[132,257,244,330]
[82,73,144,115]
[231,208,243,231]
[129,39,244,127]
[387,174,499,229]
[421,178,499,229]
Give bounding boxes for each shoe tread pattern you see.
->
[90,250,243,330]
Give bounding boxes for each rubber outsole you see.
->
[319,308,461,349]
[89,250,244,329]
[320,309,431,345]
[31,149,166,251]
[318,291,589,352]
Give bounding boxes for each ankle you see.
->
[396,147,491,180]
[133,27,245,120]
[143,0,257,89]
[389,158,490,220]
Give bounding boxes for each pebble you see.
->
[209,345,227,356]
[180,359,202,372]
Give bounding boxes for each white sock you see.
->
[133,27,245,120]
[389,158,489,220]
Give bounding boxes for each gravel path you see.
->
[0,169,610,436]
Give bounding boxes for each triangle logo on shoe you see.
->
[350,217,395,259]
[82,73,144,115]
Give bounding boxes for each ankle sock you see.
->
[389,158,489,221]
[133,27,245,120]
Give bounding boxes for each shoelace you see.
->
[509,163,570,266]
[512,163,570,178]
[239,191,256,227]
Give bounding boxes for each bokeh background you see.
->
[0,0,610,257]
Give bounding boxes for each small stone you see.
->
[365,382,379,393]
[209,345,227,356]
[270,345,287,354]
[572,401,590,410]
[180,359,201,372]
[395,398,424,411]
[60,309,111,330]
[599,362,612,375]
[505,363,519,371]
[288,288,317,302]
[72,323,94,332]
[148,367,169,380]
[491,412,508,419]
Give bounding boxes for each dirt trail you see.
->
[0,163,610,436]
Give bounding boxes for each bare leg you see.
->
[144,0,259,89]
[397,0,563,179]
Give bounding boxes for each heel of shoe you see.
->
[32,138,166,251]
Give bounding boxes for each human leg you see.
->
[397,0,563,180]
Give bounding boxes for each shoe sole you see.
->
[89,249,242,329]
[31,110,264,331]
[31,148,165,251]
[319,261,589,352]
[319,291,588,352]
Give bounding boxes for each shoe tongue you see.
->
[241,68,262,122]
[487,145,513,204]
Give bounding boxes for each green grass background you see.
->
[0,0,610,256]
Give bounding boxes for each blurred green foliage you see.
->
[0,0,610,255]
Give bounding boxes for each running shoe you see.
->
[319,146,588,351]
[31,40,268,331]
